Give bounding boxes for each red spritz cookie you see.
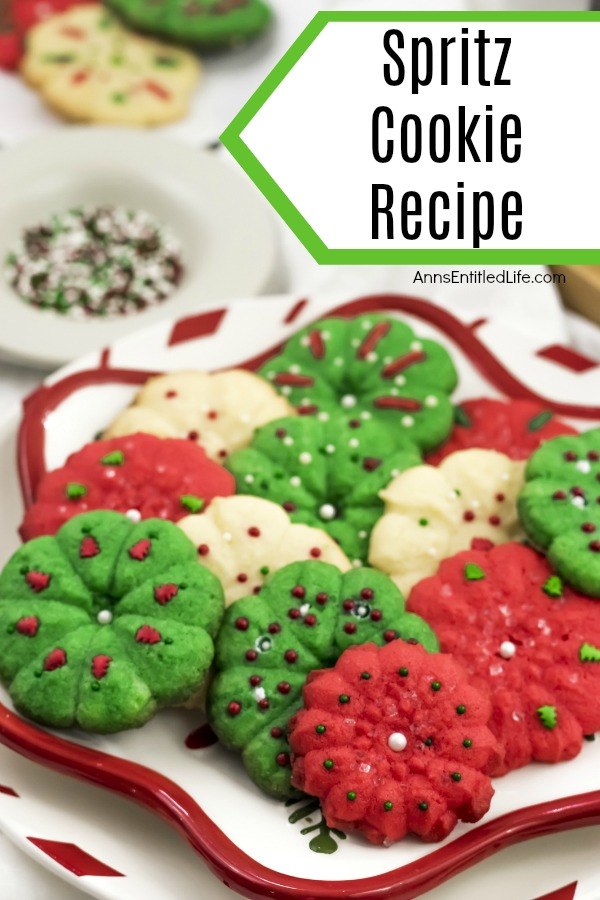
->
[289,641,498,844]
[408,543,600,775]
[21,433,234,540]
[427,398,577,466]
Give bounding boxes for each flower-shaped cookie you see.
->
[0,511,224,732]
[105,0,273,49]
[518,429,600,597]
[369,449,525,596]
[226,413,422,563]
[178,496,351,605]
[20,433,235,541]
[105,370,293,462]
[427,398,577,465]
[207,561,438,798]
[408,543,600,775]
[261,314,458,454]
[289,641,497,845]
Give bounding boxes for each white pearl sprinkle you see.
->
[410,341,423,351]
[245,474,255,484]
[572,496,586,509]
[341,394,357,409]
[351,338,360,348]
[358,530,367,539]
[97,609,113,625]
[366,352,377,363]
[576,460,592,474]
[401,416,414,427]
[325,444,336,454]
[319,503,336,521]
[348,438,359,448]
[391,469,400,477]
[499,641,516,660]
[125,508,141,523]
[300,336,310,347]
[388,732,408,752]
[322,331,331,340]
[425,395,439,408]
[281,386,291,396]
[361,411,371,420]
[289,364,300,374]
[352,559,362,568]
[333,357,344,367]
[223,532,232,542]
[394,376,406,387]
[318,412,330,422]
[299,452,312,465]
[283,436,294,446]
[362,320,372,330]
[253,687,266,702]
[290,476,302,487]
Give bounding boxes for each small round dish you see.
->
[0,128,277,368]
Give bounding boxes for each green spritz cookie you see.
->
[105,0,272,49]
[518,428,600,597]
[260,314,458,454]
[0,510,224,732]
[207,560,438,798]
[226,413,422,563]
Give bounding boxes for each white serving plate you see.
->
[0,129,278,368]
[0,291,599,900]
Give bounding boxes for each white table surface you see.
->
[0,1,598,898]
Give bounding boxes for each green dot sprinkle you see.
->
[419,518,429,527]
[418,801,429,811]
[101,450,124,466]
[456,704,466,715]
[464,563,485,581]
[339,694,350,704]
[260,566,270,576]
[398,667,409,677]
[537,705,558,730]
[383,801,393,812]
[315,724,326,734]
[360,672,371,680]
[579,643,600,663]
[346,791,357,801]
[463,739,472,748]
[65,482,87,500]
[424,737,433,747]
[91,682,101,692]
[543,576,563,599]
[323,759,334,770]
[431,680,442,692]
[180,494,205,514]
[451,772,462,782]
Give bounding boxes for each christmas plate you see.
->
[0,129,277,368]
[0,292,599,900]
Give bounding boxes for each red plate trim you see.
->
[27,838,124,877]
[17,294,600,505]
[0,705,599,900]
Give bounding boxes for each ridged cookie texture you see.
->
[207,560,438,798]
[0,511,224,732]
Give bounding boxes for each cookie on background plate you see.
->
[518,428,600,597]
[178,495,351,605]
[0,511,225,732]
[289,641,498,845]
[106,370,294,462]
[260,314,458,454]
[207,560,438,798]
[368,449,525,597]
[20,433,235,540]
[226,412,422,563]
[21,5,200,126]
[407,542,600,775]
[105,0,273,49]
[427,398,578,465]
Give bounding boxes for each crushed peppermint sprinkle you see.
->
[5,205,183,318]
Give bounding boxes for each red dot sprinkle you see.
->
[571,487,585,497]
[245,650,258,661]
[277,681,291,694]
[207,410,218,420]
[249,675,262,687]
[235,617,249,631]
[564,451,578,461]
[276,752,290,767]
[310,547,322,558]
[590,541,600,553]
[589,451,599,461]
[228,701,241,716]
[288,608,301,619]
[582,523,597,533]
[253,586,262,595]
[275,428,287,438]
[489,515,501,526]
[271,726,283,739]
[349,419,361,429]
[165,390,177,398]
[218,450,227,459]
[285,649,298,663]
[268,623,281,634]
[198,544,210,556]
[304,614,317,627]
[463,510,475,522]
[283,502,296,513]
[363,457,381,471]
[248,527,261,537]
[237,573,248,584]
[316,592,329,605]
[495,493,505,502]
[370,609,382,621]
[361,588,374,600]
[187,431,200,441]
[344,622,357,634]
[343,599,355,611]
[383,629,397,643]
[291,585,306,599]
[553,491,567,500]
[258,698,270,710]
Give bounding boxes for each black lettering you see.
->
[475,30,491,86]
[473,191,494,248]
[372,107,394,163]
[400,114,422,163]
[429,192,450,239]
[439,36,456,84]
[502,192,523,239]
[429,114,451,162]
[400,191,422,240]
[500,114,521,163]
[372,185,394,239]
[411,37,433,94]
[458,106,481,162]
[495,37,511,85]
[383,29,405,86]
